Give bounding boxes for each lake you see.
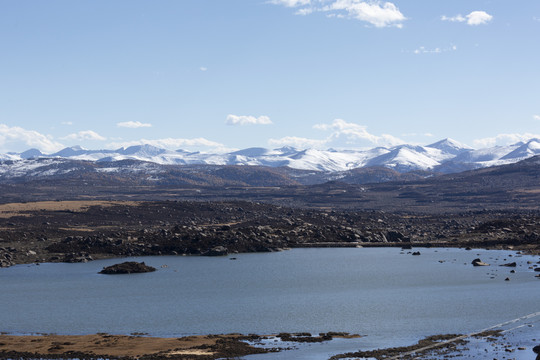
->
[1,248,539,358]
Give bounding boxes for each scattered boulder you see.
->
[202,246,228,256]
[99,261,156,274]
[500,262,517,267]
[386,231,408,242]
[472,258,490,266]
[63,253,93,263]
[412,251,421,256]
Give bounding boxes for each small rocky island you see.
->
[99,261,156,274]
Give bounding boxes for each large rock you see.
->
[472,258,490,266]
[99,261,156,274]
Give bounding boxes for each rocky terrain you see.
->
[1,200,539,268]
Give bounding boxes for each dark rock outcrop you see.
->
[99,261,156,274]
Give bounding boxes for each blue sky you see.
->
[0,0,539,153]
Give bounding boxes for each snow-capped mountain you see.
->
[427,138,474,155]
[500,139,540,160]
[2,138,539,175]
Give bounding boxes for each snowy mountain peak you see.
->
[500,139,540,160]
[427,138,472,155]
[231,147,270,157]
[52,146,88,157]
[20,148,43,159]
[120,144,167,156]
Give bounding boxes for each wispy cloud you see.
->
[401,132,435,138]
[108,137,231,153]
[268,136,327,148]
[117,121,153,128]
[269,0,311,8]
[410,44,457,55]
[473,133,540,148]
[226,114,273,126]
[61,121,73,126]
[200,66,208,72]
[534,115,540,121]
[62,130,106,141]
[442,11,493,26]
[315,119,404,147]
[270,119,404,150]
[270,0,406,28]
[0,124,64,153]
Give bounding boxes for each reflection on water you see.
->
[0,248,538,343]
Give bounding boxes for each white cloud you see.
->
[200,67,208,72]
[466,11,493,25]
[61,121,73,126]
[270,0,406,28]
[323,0,406,28]
[314,119,404,147]
[442,11,493,26]
[108,137,231,153]
[0,124,64,153]
[62,130,106,141]
[269,119,404,150]
[117,121,153,128]
[473,133,540,148]
[226,114,273,126]
[268,136,327,148]
[534,115,540,121]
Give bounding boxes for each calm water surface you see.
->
[1,248,538,346]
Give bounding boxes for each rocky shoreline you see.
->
[1,200,539,268]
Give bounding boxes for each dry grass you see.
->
[0,333,242,357]
[0,200,139,218]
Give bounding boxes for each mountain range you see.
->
[2,138,540,173]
